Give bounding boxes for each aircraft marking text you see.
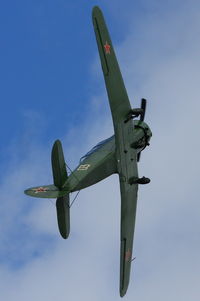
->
[77,164,91,171]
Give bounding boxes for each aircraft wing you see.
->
[92,6,139,297]
[116,135,139,297]
[119,167,138,297]
[92,6,131,127]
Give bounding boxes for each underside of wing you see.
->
[92,6,140,297]
[114,122,139,297]
[119,181,138,297]
[92,6,132,126]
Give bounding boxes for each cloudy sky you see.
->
[0,0,200,300]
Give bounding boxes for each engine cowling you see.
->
[130,120,152,152]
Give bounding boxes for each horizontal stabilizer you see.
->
[24,185,68,199]
[56,195,70,239]
[51,140,68,189]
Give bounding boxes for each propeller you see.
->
[140,98,146,122]
[137,152,141,162]
[137,98,147,162]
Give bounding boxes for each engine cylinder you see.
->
[131,120,152,151]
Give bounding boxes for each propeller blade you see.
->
[140,98,146,122]
[137,152,141,162]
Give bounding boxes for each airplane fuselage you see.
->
[64,120,152,193]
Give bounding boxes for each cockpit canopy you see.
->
[80,135,114,162]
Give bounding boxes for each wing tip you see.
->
[92,5,101,16]
[92,6,104,21]
[120,281,128,297]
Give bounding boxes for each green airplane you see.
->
[25,6,152,297]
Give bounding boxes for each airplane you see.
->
[24,6,152,297]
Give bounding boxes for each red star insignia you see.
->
[125,249,131,262]
[104,41,111,54]
[33,187,48,193]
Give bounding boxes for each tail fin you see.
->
[24,139,70,239]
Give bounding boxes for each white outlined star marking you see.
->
[104,41,111,54]
[32,187,48,193]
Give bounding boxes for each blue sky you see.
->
[0,0,200,300]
